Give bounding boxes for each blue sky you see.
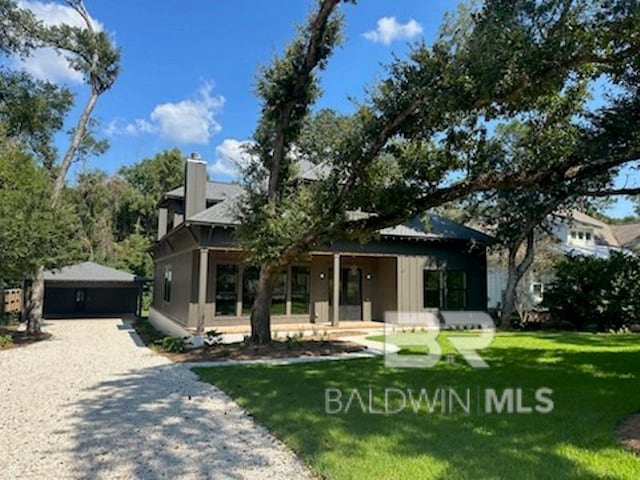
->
[12,0,638,218]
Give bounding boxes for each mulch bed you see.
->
[166,339,366,363]
[618,413,640,456]
[0,324,51,351]
[131,320,367,362]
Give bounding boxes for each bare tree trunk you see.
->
[26,266,44,335]
[250,266,277,344]
[51,91,99,202]
[27,91,99,336]
[500,230,535,328]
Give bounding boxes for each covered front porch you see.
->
[189,249,398,329]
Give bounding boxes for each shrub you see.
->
[285,333,303,349]
[0,334,13,348]
[154,336,189,353]
[544,252,640,331]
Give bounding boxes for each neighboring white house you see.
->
[486,210,638,309]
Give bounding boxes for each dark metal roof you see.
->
[44,262,142,283]
[185,194,493,243]
[380,214,495,244]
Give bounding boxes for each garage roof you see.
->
[44,262,142,283]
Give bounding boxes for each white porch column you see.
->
[196,248,209,335]
[286,265,292,316]
[332,253,340,326]
[236,267,243,317]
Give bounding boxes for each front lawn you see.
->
[195,332,640,479]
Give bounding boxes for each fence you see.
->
[2,288,23,315]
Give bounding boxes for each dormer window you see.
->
[569,228,594,245]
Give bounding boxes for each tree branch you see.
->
[266,0,341,206]
[584,187,640,197]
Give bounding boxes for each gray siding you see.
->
[397,250,487,312]
[153,250,194,327]
[153,225,488,326]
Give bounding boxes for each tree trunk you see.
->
[27,91,99,335]
[249,266,277,344]
[26,266,44,335]
[51,91,99,202]
[500,230,535,329]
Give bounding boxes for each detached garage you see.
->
[44,262,144,318]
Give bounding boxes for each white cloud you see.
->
[125,119,155,135]
[19,47,83,83]
[19,0,102,30]
[209,139,255,177]
[14,1,103,84]
[111,82,225,145]
[363,17,423,45]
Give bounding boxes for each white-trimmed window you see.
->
[569,229,594,245]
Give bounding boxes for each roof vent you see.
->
[190,152,202,161]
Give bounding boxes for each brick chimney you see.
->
[184,152,207,219]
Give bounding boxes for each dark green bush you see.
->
[154,336,189,353]
[0,334,13,348]
[544,252,640,331]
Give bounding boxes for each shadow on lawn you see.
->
[51,363,284,479]
[198,341,640,479]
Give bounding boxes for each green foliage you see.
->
[285,332,304,349]
[116,149,184,240]
[0,134,82,282]
[544,252,640,331]
[72,169,118,264]
[0,334,13,348]
[112,233,152,278]
[131,319,164,345]
[154,336,189,353]
[240,0,640,274]
[37,2,120,95]
[0,68,73,168]
[0,0,40,56]
[69,150,183,279]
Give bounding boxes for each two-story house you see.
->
[150,154,494,336]
[487,210,634,309]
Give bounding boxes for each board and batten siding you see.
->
[396,250,488,313]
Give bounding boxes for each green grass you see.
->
[194,332,640,480]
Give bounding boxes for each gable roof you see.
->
[611,223,640,251]
[44,262,141,283]
[557,210,620,247]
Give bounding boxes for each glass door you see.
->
[329,267,362,320]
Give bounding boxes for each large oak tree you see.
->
[239,0,640,343]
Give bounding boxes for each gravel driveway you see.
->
[0,318,310,479]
